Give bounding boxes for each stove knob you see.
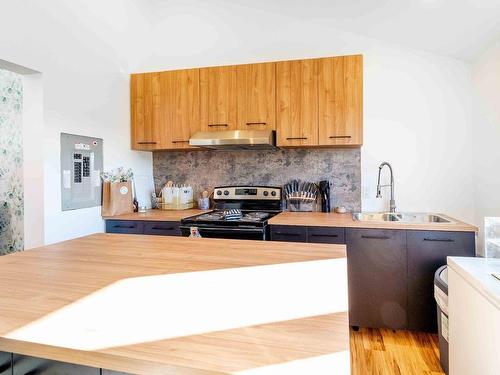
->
[224,190,230,196]
[271,191,277,197]
[263,191,269,197]
[216,190,222,196]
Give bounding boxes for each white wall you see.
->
[361,49,473,221]
[472,41,500,255]
[132,0,476,224]
[0,1,152,245]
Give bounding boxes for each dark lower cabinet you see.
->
[0,352,11,374]
[143,221,180,236]
[12,354,99,375]
[106,220,144,234]
[0,352,136,375]
[270,225,307,242]
[407,230,476,332]
[270,225,345,244]
[105,220,180,236]
[346,228,408,330]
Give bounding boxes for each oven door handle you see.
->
[180,225,264,233]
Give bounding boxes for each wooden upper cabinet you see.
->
[318,55,363,146]
[236,63,276,130]
[200,66,238,132]
[276,59,318,147]
[131,73,161,150]
[131,54,363,151]
[159,69,200,149]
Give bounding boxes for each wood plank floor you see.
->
[350,328,445,375]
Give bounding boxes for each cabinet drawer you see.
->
[307,227,345,244]
[143,221,180,236]
[407,230,475,253]
[105,220,144,234]
[270,225,307,242]
[407,230,475,332]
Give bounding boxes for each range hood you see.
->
[189,130,276,150]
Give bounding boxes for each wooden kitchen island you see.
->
[0,234,349,375]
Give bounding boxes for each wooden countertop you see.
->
[103,209,205,221]
[0,234,349,374]
[105,209,477,232]
[269,211,478,232]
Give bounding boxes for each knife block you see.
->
[286,197,316,212]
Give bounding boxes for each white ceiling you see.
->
[132,0,500,61]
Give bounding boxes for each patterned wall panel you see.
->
[0,69,23,254]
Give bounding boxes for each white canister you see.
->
[162,186,173,204]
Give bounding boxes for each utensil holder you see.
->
[198,197,210,210]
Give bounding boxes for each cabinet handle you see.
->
[310,234,338,238]
[172,140,190,144]
[286,137,308,140]
[137,141,157,145]
[113,225,136,229]
[361,235,390,240]
[329,135,352,139]
[151,226,175,230]
[423,238,455,242]
[208,124,228,127]
[275,232,301,236]
[246,122,267,126]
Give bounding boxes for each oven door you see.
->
[180,225,267,240]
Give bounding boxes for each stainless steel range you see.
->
[180,186,282,240]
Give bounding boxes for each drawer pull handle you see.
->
[286,137,308,140]
[113,225,136,229]
[275,232,301,236]
[151,227,175,231]
[361,235,390,240]
[246,122,267,126]
[172,140,189,144]
[329,135,352,139]
[208,123,228,127]
[311,234,338,238]
[423,238,455,242]
[137,141,157,145]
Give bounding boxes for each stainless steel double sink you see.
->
[353,212,454,224]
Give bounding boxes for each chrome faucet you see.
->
[376,162,396,213]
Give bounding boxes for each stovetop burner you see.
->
[244,211,270,221]
[192,210,273,223]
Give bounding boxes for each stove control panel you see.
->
[213,186,281,200]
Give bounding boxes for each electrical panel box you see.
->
[61,133,103,211]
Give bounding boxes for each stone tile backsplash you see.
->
[153,148,361,212]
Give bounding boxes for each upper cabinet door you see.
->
[276,59,318,147]
[159,69,201,149]
[131,73,160,150]
[200,66,238,131]
[236,63,276,131]
[318,55,363,146]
